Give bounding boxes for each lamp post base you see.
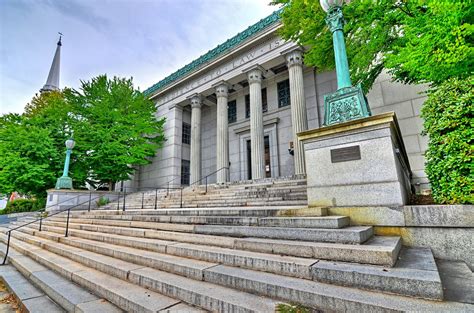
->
[55,176,73,189]
[323,84,371,126]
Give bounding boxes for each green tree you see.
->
[273,0,473,91]
[274,0,473,203]
[66,75,166,190]
[0,113,63,197]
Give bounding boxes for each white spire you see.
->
[40,34,62,93]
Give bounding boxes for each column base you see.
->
[323,84,371,126]
[55,176,73,189]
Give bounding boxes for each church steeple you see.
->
[40,33,62,93]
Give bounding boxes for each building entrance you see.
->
[246,136,271,180]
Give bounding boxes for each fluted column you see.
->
[247,67,265,179]
[215,82,230,183]
[286,48,308,175]
[190,94,202,185]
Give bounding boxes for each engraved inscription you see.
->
[330,146,361,163]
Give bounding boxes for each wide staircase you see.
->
[116,176,308,209]
[0,178,472,312]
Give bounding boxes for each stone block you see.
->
[398,116,424,136]
[412,96,427,116]
[22,295,64,313]
[381,80,427,105]
[327,206,405,226]
[374,226,474,269]
[403,205,474,227]
[310,247,443,300]
[366,82,385,109]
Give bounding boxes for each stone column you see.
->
[190,94,202,185]
[286,48,308,176]
[215,82,230,183]
[247,67,265,179]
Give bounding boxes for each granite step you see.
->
[13,227,444,300]
[192,225,373,244]
[0,264,64,313]
[22,221,398,266]
[49,215,350,229]
[69,207,318,217]
[0,243,121,313]
[0,232,281,312]
[2,230,467,311]
[35,219,373,244]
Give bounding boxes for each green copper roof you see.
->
[144,9,282,96]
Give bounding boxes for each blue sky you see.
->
[0,0,277,114]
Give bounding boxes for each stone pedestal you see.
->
[46,189,120,212]
[298,112,412,207]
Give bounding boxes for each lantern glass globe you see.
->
[65,139,75,149]
[320,0,344,12]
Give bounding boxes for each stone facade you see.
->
[125,14,429,191]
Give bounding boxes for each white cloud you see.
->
[0,0,278,114]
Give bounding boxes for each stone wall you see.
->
[328,205,474,269]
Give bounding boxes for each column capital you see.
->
[244,65,265,84]
[283,48,304,68]
[188,94,202,109]
[213,81,230,98]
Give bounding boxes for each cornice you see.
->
[144,8,283,98]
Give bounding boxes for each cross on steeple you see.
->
[40,33,63,93]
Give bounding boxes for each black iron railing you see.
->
[190,166,229,193]
[2,194,106,265]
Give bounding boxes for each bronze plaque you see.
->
[330,145,361,163]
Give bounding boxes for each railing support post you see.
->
[180,188,183,208]
[123,188,126,211]
[154,189,158,210]
[167,182,169,197]
[117,191,120,211]
[2,232,11,265]
[65,209,71,237]
[141,192,144,210]
[205,176,208,194]
[39,215,42,232]
[88,191,92,212]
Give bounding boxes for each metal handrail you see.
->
[1,194,107,265]
[190,166,229,193]
[118,186,184,210]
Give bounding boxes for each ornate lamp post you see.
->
[320,0,371,126]
[55,138,75,189]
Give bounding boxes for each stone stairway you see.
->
[112,176,308,209]
[1,206,472,312]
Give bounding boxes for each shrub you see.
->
[96,196,110,207]
[421,76,474,204]
[2,198,46,215]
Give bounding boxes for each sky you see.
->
[0,0,278,114]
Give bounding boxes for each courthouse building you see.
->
[125,10,428,191]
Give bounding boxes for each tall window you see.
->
[262,88,268,113]
[277,79,291,108]
[181,160,190,185]
[245,94,250,118]
[245,88,268,119]
[182,122,191,144]
[228,100,236,123]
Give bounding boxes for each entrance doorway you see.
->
[246,136,271,179]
